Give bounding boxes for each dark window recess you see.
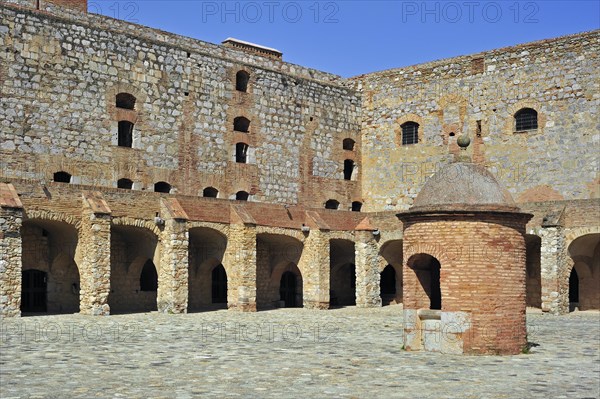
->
[380,265,396,296]
[343,138,355,151]
[117,178,133,189]
[515,108,538,131]
[233,117,250,133]
[53,171,71,183]
[236,191,249,201]
[116,93,136,110]
[236,143,249,163]
[140,260,158,292]
[118,121,134,147]
[154,181,171,193]
[351,201,363,212]
[203,187,219,198]
[401,122,419,145]
[343,160,355,180]
[325,199,339,210]
[236,70,250,92]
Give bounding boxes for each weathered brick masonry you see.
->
[0,0,598,355]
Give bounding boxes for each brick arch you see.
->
[24,210,81,230]
[565,227,600,249]
[403,242,451,269]
[111,217,161,236]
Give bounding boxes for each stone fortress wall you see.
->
[0,0,598,346]
[353,30,599,211]
[1,0,362,209]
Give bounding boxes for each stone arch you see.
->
[188,226,229,311]
[329,238,355,307]
[272,262,303,308]
[256,233,304,309]
[109,224,160,313]
[566,233,600,311]
[379,239,403,305]
[24,210,81,231]
[112,217,162,236]
[20,218,80,314]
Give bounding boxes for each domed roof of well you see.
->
[410,162,518,212]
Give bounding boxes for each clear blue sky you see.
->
[90,1,600,77]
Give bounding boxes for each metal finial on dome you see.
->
[457,134,471,149]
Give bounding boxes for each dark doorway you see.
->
[211,265,227,304]
[569,267,579,311]
[430,260,441,310]
[21,270,47,313]
[380,265,396,305]
[140,260,158,292]
[280,271,298,307]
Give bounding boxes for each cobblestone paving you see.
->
[1,306,599,398]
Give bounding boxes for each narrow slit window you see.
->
[343,160,355,180]
[236,143,249,163]
[236,70,250,92]
[118,121,134,148]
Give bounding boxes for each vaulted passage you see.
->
[20,220,80,315]
[256,234,303,309]
[109,225,159,313]
[188,227,228,311]
[330,239,355,307]
[567,233,600,311]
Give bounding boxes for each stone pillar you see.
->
[79,196,111,316]
[157,198,189,314]
[539,226,568,314]
[224,223,257,311]
[355,229,382,308]
[299,229,330,309]
[0,207,23,318]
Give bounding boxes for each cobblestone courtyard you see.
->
[1,306,599,398]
